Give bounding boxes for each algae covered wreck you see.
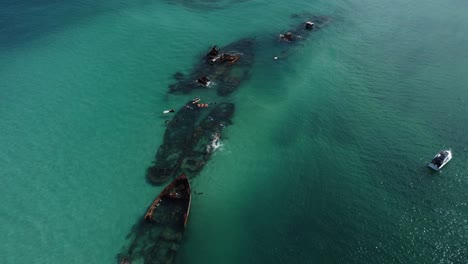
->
[168,38,255,96]
[147,37,255,185]
[117,13,331,264]
[146,102,235,185]
[118,174,191,264]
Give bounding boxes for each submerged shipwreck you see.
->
[118,174,191,264]
[169,38,255,96]
[147,102,235,185]
[148,38,254,185]
[278,15,330,43]
[117,12,332,264]
[270,14,331,60]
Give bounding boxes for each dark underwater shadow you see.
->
[165,0,250,11]
[0,0,153,48]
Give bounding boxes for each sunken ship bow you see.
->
[168,38,255,96]
[118,174,191,264]
[147,102,235,185]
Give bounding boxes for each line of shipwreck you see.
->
[117,14,330,264]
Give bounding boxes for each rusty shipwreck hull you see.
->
[118,174,191,264]
[168,38,255,96]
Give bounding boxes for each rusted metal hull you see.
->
[118,174,191,264]
[144,174,191,228]
[168,38,255,96]
[277,15,331,43]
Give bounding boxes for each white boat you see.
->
[428,149,452,171]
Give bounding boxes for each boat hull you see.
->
[144,174,191,228]
[168,38,255,96]
[118,174,191,264]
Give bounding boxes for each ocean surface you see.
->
[1,0,468,263]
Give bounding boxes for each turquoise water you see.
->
[1,0,467,263]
